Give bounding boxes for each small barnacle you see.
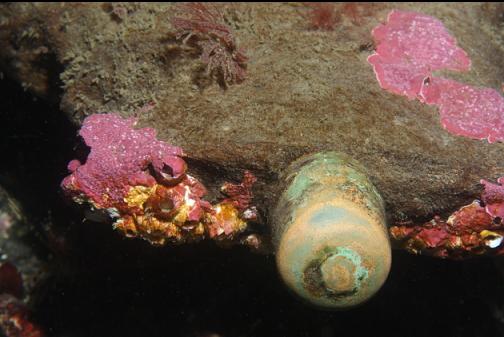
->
[480,230,504,249]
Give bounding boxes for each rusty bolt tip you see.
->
[320,255,356,294]
[272,151,392,310]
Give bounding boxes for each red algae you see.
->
[391,187,504,259]
[0,264,43,337]
[220,170,257,215]
[302,3,380,30]
[171,2,247,85]
[0,294,44,337]
[303,3,337,31]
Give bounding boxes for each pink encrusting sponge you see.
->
[368,10,504,143]
[420,78,504,143]
[61,113,184,211]
[368,10,471,99]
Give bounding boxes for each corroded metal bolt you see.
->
[272,152,391,310]
[320,254,356,294]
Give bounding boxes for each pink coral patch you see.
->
[368,10,470,99]
[371,11,470,71]
[61,113,184,210]
[420,78,504,142]
[367,54,428,99]
[368,10,504,143]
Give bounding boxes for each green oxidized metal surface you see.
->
[273,152,391,309]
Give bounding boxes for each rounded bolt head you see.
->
[276,200,391,309]
[320,255,356,294]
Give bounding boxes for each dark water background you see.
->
[1,77,504,337]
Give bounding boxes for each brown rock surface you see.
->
[1,3,503,227]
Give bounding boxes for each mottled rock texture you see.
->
[1,3,503,228]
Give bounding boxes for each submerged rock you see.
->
[1,3,503,227]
